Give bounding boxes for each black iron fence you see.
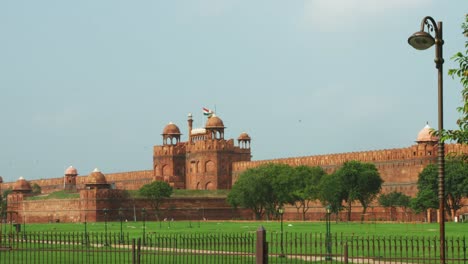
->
[0,229,466,263]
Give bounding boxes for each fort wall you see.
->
[6,195,251,224]
[2,170,154,194]
[231,144,468,197]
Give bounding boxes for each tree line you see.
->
[227,160,383,221]
[227,157,468,221]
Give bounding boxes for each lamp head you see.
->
[408,31,435,50]
[278,208,284,215]
[326,205,331,214]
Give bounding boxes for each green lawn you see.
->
[1,221,465,263]
[7,221,466,238]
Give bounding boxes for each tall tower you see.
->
[185,114,251,190]
[153,122,186,189]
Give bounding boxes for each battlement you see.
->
[232,145,431,173]
[154,143,187,156]
[186,139,236,152]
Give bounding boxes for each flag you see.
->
[203,107,214,116]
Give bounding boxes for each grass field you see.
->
[1,221,465,263]
[5,220,466,238]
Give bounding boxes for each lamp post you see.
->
[141,208,146,246]
[278,207,285,258]
[325,205,332,261]
[23,215,26,240]
[83,213,89,246]
[119,207,124,244]
[408,16,445,264]
[103,208,109,246]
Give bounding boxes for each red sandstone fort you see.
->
[1,113,467,223]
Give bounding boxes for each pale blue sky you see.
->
[0,0,466,183]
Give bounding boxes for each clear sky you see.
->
[0,1,466,183]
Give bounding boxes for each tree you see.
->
[378,191,411,221]
[139,181,173,220]
[263,163,295,219]
[318,172,346,219]
[32,183,42,195]
[290,166,326,221]
[227,165,274,220]
[334,161,383,221]
[0,189,12,220]
[410,188,438,214]
[414,157,468,219]
[442,15,468,143]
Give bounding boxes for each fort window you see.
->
[205,161,215,173]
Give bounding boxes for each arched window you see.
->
[205,161,215,173]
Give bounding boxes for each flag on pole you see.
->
[203,107,214,117]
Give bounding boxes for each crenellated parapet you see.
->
[153,143,187,156]
[231,142,467,197]
[446,143,468,156]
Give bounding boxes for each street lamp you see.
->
[22,215,26,240]
[325,205,332,261]
[118,207,124,244]
[83,213,89,246]
[141,208,146,246]
[408,16,445,264]
[103,208,109,246]
[278,207,285,258]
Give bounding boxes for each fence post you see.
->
[132,239,136,264]
[137,238,141,264]
[343,242,348,264]
[256,226,268,264]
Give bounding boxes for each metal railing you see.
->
[0,230,466,263]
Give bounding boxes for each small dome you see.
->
[65,166,78,175]
[205,114,225,128]
[417,123,438,142]
[238,132,251,140]
[162,122,181,135]
[87,168,108,185]
[13,177,32,192]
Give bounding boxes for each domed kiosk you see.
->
[85,168,110,189]
[416,123,438,143]
[13,176,32,194]
[205,114,225,139]
[64,166,78,192]
[415,123,438,157]
[162,122,182,145]
[237,132,251,149]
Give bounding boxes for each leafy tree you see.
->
[378,191,411,221]
[334,161,383,221]
[139,181,173,220]
[290,166,326,221]
[263,163,295,219]
[442,15,468,143]
[318,172,346,219]
[414,157,468,219]
[32,183,42,195]
[0,189,12,220]
[410,188,438,214]
[227,165,274,220]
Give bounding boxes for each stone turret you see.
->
[85,168,110,190]
[13,177,32,194]
[64,166,78,192]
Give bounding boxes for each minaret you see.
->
[188,113,193,141]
